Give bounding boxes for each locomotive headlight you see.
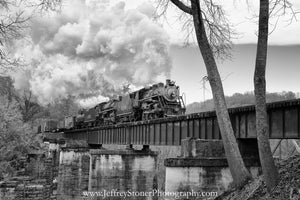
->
[164,86,179,101]
[170,89,178,98]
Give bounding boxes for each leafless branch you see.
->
[34,0,62,11]
[154,0,169,18]
[154,0,193,45]
[268,15,280,34]
[0,11,29,45]
[0,0,62,72]
[155,0,234,59]
[271,0,298,27]
[178,11,194,45]
[170,0,192,14]
[246,0,299,34]
[201,0,234,60]
[22,0,62,12]
[0,48,25,74]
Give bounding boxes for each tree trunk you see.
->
[254,0,279,191]
[191,0,251,187]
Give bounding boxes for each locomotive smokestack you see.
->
[166,79,171,86]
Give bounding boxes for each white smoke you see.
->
[13,0,171,107]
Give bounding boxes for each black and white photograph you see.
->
[0,0,299,199]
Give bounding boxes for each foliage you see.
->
[13,90,43,122]
[0,75,80,179]
[186,91,297,114]
[0,95,41,179]
[1,75,79,122]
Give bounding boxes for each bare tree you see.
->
[157,0,251,187]
[0,6,28,72]
[17,90,42,122]
[253,0,298,191]
[0,0,61,72]
[253,0,278,192]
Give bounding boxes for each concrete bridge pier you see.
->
[56,143,159,199]
[164,138,261,199]
[88,148,158,196]
[57,147,90,200]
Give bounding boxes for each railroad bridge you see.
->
[63,99,300,146]
[43,99,300,199]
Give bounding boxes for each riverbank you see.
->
[217,155,300,200]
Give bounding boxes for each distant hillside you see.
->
[186,91,297,114]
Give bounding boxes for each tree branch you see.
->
[170,0,192,14]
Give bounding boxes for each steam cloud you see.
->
[13,0,171,107]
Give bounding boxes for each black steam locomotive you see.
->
[39,79,185,132]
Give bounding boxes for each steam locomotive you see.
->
[39,79,185,132]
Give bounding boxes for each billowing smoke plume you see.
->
[13,0,171,107]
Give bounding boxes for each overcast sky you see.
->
[170,44,300,103]
[118,0,300,45]
[119,0,300,103]
[13,0,300,106]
